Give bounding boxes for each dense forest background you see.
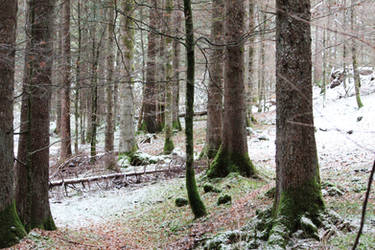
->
[0,0,374,249]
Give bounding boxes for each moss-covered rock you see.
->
[203,183,221,193]
[127,151,160,166]
[175,198,188,207]
[217,194,232,205]
[300,215,319,240]
[0,201,26,248]
[204,230,250,250]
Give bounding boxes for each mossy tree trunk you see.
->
[172,0,183,131]
[207,0,256,178]
[119,0,137,154]
[104,0,115,169]
[16,0,56,232]
[163,0,175,154]
[351,0,363,109]
[0,1,27,247]
[271,0,324,245]
[183,0,207,219]
[60,0,72,160]
[204,0,224,159]
[143,0,160,133]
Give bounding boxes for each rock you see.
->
[300,216,319,240]
[357,116,363,122]
[326,186,344,196]
[203,183,221,193]
[258,135,270,141]
[175,198,188,207]
[246,127,254,136]
[217,194,232,205]
[347,130,353,135]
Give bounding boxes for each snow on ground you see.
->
[50,178,183,228]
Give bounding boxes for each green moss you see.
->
[163,136,174,154]
[217,194,232,205]
[203,183,221,193]
[207,146,257,178]
[273,178,324,232]
[0,201,27,248]
[40,215,56,231]
[172,119,182,131]
[175,198,188,207]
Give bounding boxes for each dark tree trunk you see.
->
[269,0,324,246]
[204,0,224,159]
[104,0,115,169]
[0,1,27,247]
[143,0,160,133]
[183,0,207,219]
[16,0,57,232]
[246,0,256,125]
[207,0,256,178]
[60,0,72,159]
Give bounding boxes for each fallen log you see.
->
[49,169,168,188]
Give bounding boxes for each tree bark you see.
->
[183,0,207,219]
[104,0,115,168]
[351,0,363,109]
[163,0,175,154]
[143,0,160,133]
[207,0,256,178]
[60,0,72,159]
[0,1,27,246]
[119,0,137,154]
[247,0,256,125]
[204,0,224,159]
[270,0,324,245]
[172,0,183,131]
[16,0,57,232]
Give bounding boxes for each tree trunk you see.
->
[204,0,224,159]
[351,0,363,109]
[207,0,256,178]
[270,0,324,246]
[74,0,82,155]
[183,0,207,219]
[257,9,266,113]
[119,0,137,154]
[0,1,27,246]
[16,0,57,232]
[60,0,72,159]
[247,0,256,125]
[163,0,175,154]
[172,0,183,131]
[105,0,115,168]
[143,0,160,133]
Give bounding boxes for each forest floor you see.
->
[9,78,375,249]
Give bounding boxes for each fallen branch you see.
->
[352,159,375,250]
[49,169,170,188]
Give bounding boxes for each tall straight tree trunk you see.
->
[204,0,224,159]
[163,0,175,154]
[183,0,207,219]
[74,0,82,154]
[313,25,322,84]
[351,0,363,109]
[0,1,27,247]
[172,2,183,131]
[269,0,324,246]
[257,9,266,113]
[247,0,256,125]
[16,0,57,232]
[207,0,256,178]
[119,0,137,154]
[342,0,348,92]
[60,0,72,159]
[55,18,62,134]
[105,0,115,168]
[143,0,160,133]
[157,0,166,130]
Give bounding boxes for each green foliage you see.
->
[172,119,182,131]
[207,146,257,178]
[0,201,26,248]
